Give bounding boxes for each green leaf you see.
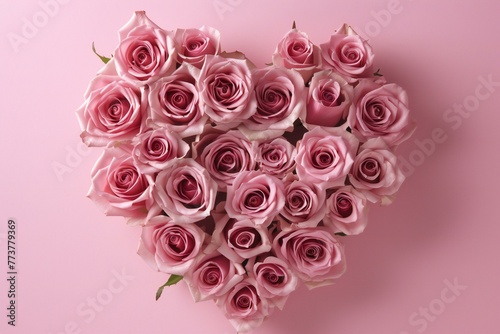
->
[292,21,297,29]
[373,68,383,77]
[335,232,347,237]
[92,42,111,64]
[155,275,183,301]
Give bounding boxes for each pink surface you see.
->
[1,0,499,333]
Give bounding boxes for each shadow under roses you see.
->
[258,136,460,334]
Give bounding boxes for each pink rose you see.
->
[217,278,270,333]
[213,215,272,263]
[148,63,207,137]
[132,128,189,174]
[347,78,416,147]
[153,158,217,224]
[117,11,163,42]
[256,137,296,178]
[320,24,374,82]
[305,70,353,127]
[174,26,221,67]
[77,69,146,147]
[348,138,405,205]
[251,256,298,310]
[198,55,256,125]
[114,12,176,86]
[88,143,160,225]
[137,215,206,275]
[272,28,321,82]
[226,171,285,226]
[324,186,368,235]
[280,175,326,229]
[194,129,256,190]
[240,67,305,140]
[185,252,245,302]
[295,126,359,189]
[274,227,346,288]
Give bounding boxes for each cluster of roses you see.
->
[77,11,415,332]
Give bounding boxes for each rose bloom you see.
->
[348,138,405,205]
[305,70,353,128]
[87,143,161,226]
[279,175,326,229]
[272,28,321,82]
[295,126,359,189]
[212,215,272,263]
[184,252,245,302]
[193,129,256,190]
[324,185,368,235]
[348,78,416,147]
[77,63,146,147]
[274,227,346,288]
[198,55,256,126]
[320,24,374,82]
[240,66,306,140]
[148,63,207,137]
[256,137,296,178]
[217,278,270,333]
[174,26,221,67]
[137,215,206,275]
[226,171,285,226]
[114,11,176,86]
[154,158,217,224]
[250,256,298,310]
[132,128,189,174]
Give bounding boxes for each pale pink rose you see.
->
[131,128,189,174]
[118,11,163,42]
[226,171,285,226]
[198,55,256,126]
[274,227,346,288]
[320,24,374,82]
[256,137,296,178]
[212,215,272,263]
[217,278,270,333]
[348,138,405,205]
[251,256,298,310]
[324,185,368,235]
[148,63,207,137]
[77,69,146,147]
[240,67,305,140]
[114,12,176,86]
[174,26,221,67]
[347,79,416,147]
[295,126,359,189]
[272,28,321,82]
[193,129,257,190]
[137,215,206,275]
[88,143,161,226]
[305,70,353,127]
[279,175,326,229]
[185,252,245,302]
[153,158,217,224]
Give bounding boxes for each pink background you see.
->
[1,0,499,333]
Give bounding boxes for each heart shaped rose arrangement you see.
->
[77,11,415,332]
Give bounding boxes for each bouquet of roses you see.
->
[77,11,415,332]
